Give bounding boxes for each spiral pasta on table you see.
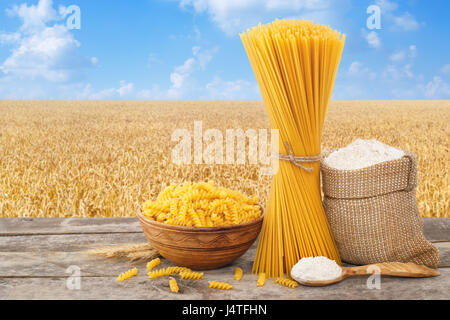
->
[142,181,262,227]
[166,266,192,274]
[209,281,233,290]
[117,267,138,282]
[234,268,243,281]
[179,271,204,280]
[146,258,161,271]
[275,278,299,289]
[257,273,266,287]
[148,268,172,279]
[169,277,179,293]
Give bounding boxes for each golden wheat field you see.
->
[0,100,448,218]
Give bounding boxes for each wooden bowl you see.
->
[137,207,264,270]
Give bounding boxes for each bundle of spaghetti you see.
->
[240,19,345,278]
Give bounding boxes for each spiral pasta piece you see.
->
[117,267,138,282]
[234,267,243,281]
[209,281,233,290]
[257,273,266,287]
[166,266,192,274]
[169,277,179,293]
[275,278,299,289]
[188,208,203,228]
[179,271,204,280]
[146,258,161,271]
[148,268,171,279]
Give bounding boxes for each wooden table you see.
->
[1,218,449,300]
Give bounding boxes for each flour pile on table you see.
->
[291,256,342,282]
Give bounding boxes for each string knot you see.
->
[273,142,321,173]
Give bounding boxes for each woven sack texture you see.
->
[321,150,439,268]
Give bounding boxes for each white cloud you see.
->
[440,64,450,75]
[147,53,162,69]
[392,12,420,31]
[86,87,116,100]
[168,57,196,97]
[192,45,218,70]
[6,0,60,31]
[204,76,259,99]
[383,64,414,81]
[117,81,134,96]
[384,45,418,81]
[168,25,202,42]
[179,0,339,36]
[389,45,417,63]
[421,77,450,98]
[389,51,405,62]
[374,0,420,31]
[76,81,135,100]
[84,45,257,100]
[383,65,399,81]
[0,32,21,44]
[347,61,376,80]
[374,0,398,13]
[1,25,84,82]
[0,0,96,84]
[409,45,417,58]
[403,64,413,79]
[364,31,381,48]
[167,46,218,98]
[348,61,362,74]
[136,85,166,100]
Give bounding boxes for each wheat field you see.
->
[0,100,448,218]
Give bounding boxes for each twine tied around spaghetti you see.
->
[273,142,321,172]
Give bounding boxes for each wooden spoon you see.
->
[295,262,440,287]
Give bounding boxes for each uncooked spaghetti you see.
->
[240,19,345,278]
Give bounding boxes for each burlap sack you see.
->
[321,150,439,268]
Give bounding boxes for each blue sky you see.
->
[0,0,449,99]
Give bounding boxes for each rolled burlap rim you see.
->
[320,149,417,199]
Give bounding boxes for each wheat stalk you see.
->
[86,243,159,263]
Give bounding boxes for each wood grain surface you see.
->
[0,218,449,300]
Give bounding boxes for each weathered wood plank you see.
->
[1,268,448,300]
[423,218,450,241]
[1,242,449,277]
[436,242,450,266]
[0,251,143,277]
[0,236,257,276]
[1,218,448,240]
[0,233,147,252]
[0,218,140,235]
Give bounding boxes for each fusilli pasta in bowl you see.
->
[137,181,264,270]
